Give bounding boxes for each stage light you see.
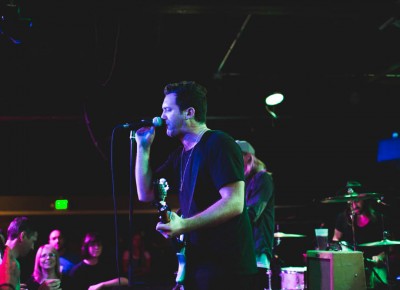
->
[265,92,284,106]
[265,92,284,119]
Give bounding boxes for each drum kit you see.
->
[270,189,400,290]
[320,190,400,249]
[272,231,308,290]
[320,189,400,289]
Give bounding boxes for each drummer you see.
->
[332,181,388,290]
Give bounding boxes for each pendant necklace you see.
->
[180,128,209,193]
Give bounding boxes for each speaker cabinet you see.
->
[306,250,366,290]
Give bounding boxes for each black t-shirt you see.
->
[246,170,275,262]
[155,130,257,275]
[335,211,385,258]
[69,260,114,290]
[23,276,41,290]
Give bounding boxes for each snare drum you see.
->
[280,266,307,290]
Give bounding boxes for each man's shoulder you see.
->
[68,261,85,275]
[203,130,235,146]
[0,247,20,290]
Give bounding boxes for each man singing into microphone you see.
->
[134,81,257,290]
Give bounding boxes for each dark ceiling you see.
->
[1,0,400,207]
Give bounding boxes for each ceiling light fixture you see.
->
[265,92,284,119]
[265,92,284,106]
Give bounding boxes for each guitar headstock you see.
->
[154,178,171,223]
[157,178,169,202]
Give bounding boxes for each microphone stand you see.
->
[127,130,136,287]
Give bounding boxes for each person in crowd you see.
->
[236,140,275,290]
[69,232,128,290]
[0,216,38,290]
[121,231,152,283]
[0,229,5,264]
[48,229,79,275]
[134,80,258,289]
[332,181,388,290]
[24,244,63,290]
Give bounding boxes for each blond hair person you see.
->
[25,244,62,290]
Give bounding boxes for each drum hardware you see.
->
[322,184,394,288]
[274,232,306,238]
[358,238,400,247]
[320,192,381,204]
[321,188,383,251]
[265,268,272,290]
[280,266,307,290]
[274,232,306,249]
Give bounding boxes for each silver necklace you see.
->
[180,128,209,192]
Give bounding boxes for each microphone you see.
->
[119,117,163,129]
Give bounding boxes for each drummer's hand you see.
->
[372,255,385,266]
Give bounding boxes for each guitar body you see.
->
[154,178,187,288]
[175,234,186,286]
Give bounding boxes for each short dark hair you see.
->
[163,81,208,123]
[7,216,37,240]
[81,232,103,259]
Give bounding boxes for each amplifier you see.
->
[306,250,366,290]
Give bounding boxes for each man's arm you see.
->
[134,127,156,202]
[156,181,245,237]
[332,229,343,241]
[0,249,18,290]
[88,277,128,290]
[247,173,271,223]
[0,284,16,290]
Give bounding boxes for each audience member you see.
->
[69,232,128,290]
[48,229,79,275]
[24,244,63,290]
[236,140,275,290]
[0,216,38,290]
[0,229,5,264]
[122,231,152,283]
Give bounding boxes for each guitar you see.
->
[153,178,171,223]
[153,178,186,289]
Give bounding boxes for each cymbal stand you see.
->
[377,199,391,288]
[348,201,357,251]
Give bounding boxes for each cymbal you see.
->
[274,232,306,238]
[321,192,381,204]
[358,239,400,247]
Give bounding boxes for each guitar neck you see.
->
[158,202,170,223]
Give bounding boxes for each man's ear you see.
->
[19,231,26,241]
[186,107,195,119]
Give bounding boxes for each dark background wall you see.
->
[1,0,400,285]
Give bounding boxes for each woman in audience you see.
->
[69,232,128,290]
[24,244,63,290]
[122,231,152,283]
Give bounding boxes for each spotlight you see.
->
[265,92,284,106]
[265,92,284,119]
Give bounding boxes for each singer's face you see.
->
[162,93,186,137]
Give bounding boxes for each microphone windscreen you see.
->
[152,117,163,127]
